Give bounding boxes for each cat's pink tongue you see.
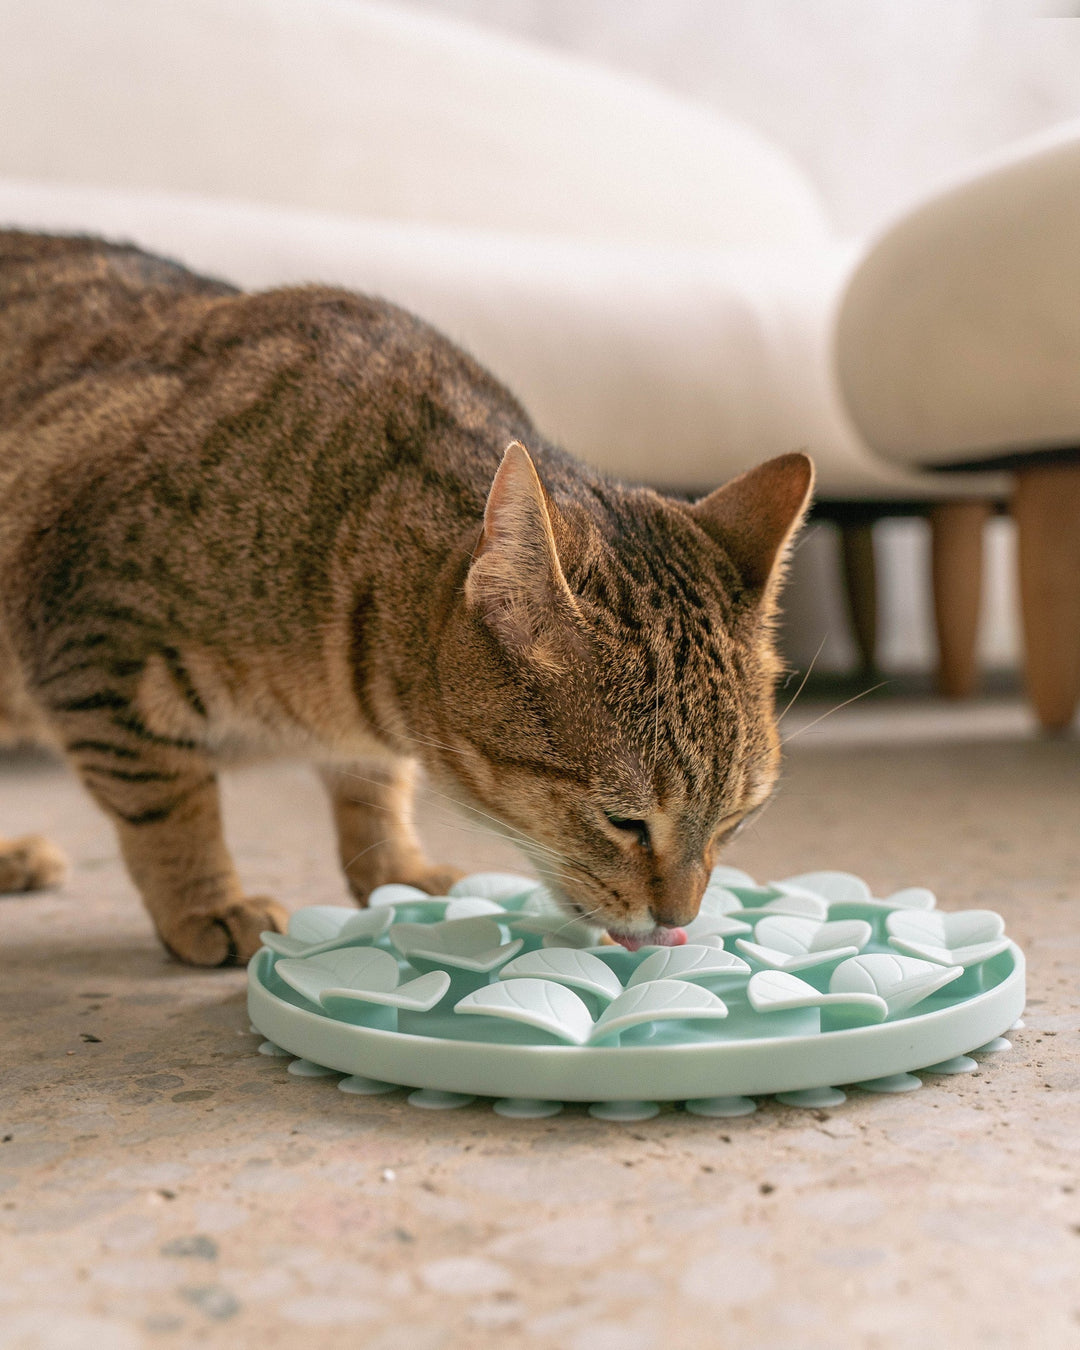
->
[610,927,687,952]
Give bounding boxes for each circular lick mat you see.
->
[247,867,1024,1118]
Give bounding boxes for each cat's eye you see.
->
[605,814,652,850]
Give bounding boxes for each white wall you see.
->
[409,0,1079,674]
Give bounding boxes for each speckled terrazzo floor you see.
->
[2,697,1078,1350]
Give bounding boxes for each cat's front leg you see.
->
[66,739,285,965]
[321,760,462,902]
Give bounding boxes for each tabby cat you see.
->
[0,231,813,965]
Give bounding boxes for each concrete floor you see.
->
[1,697,1078,1350]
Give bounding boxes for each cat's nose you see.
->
[648,863,707,928]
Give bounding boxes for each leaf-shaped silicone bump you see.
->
[745,892,830,921]
[368,883,434,909]
[444,897,507,920]
[887,936,1011,968]
[590,980,728,1040]
[682,911,752,941]
[498,948,623,1002]
[454,978,595,1045]
[275,946,401,1006]
[829,953,963,1016]
[746,969,887,1020]
[321,970,451,1014]
[885,909,1005,949]
[883,886,937,910]
[262,904,394,957]
[775,871,872,906]
[286,906,357,944]
[884,906,1009,968]
[807,919,872,953]
[698,883,747,915]
[626,944,751,987]
[448,872,541,903]
[707,864,758,890]
[389,916,523,971]
[751,916,872,957]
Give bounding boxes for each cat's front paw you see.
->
[406,863,466,897]
[0,834,68,893]
[160,897,287,967]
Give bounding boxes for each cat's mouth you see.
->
[606,926,688,952]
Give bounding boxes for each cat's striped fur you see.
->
[0,231,812,963]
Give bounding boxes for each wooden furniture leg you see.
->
[839,523,877,671]
[1013,463,1080,732]
[930,500,992,699]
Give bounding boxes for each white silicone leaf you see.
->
[887,935,1011,968]
[885,909,1005,949]
[389,917,523,971]
[498,948,623,1001]
[286,906,356,944]
[707,864,758,890]
[829,953,963,1015]
[754,892,830,921]
[448,872,541,903]
[775,871,872,906]
[444,897,507,920]
[682,911,753,941]
[505,911,599,944]
[626,944,751,987]
[746,970,888,1020]
[368,884,434,909]
[808,919,872,952]
[752,916,871,957]
[883,886,937,910]
[746,969,819,1010]
[699,883,748,915]
[454,978,595,1045]
[275,946,401,1006]
[591,980,728,1040]
[278,906,392,953]
[734,938,860,973]
[323,969,451,1013]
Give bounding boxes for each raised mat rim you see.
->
[247,944,1024,1102]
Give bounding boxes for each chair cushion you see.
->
[836,122,1080,469]
[0,177,1006,501]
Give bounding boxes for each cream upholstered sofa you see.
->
[5,0,1072,722]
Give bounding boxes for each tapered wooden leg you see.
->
[930,500,992,699]
[839,523,877,671]
[1014,464,1080,732]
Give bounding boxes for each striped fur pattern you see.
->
[0,231,812,964]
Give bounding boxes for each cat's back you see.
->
[0,230,533,466]
[0,232,550,655]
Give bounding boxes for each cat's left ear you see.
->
[465,441,581,670]
[688,452,815,606]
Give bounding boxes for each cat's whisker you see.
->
[334,769,585,885]
[776,634,827,724]
[341,837,395,872]
[781,679,891,745]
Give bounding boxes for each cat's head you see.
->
[426,443,814,948]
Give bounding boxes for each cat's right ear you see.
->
[688,452,815,608]
[465,442,580,671]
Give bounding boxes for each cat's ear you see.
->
[688,453,814,604]
[465,441,580,668]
